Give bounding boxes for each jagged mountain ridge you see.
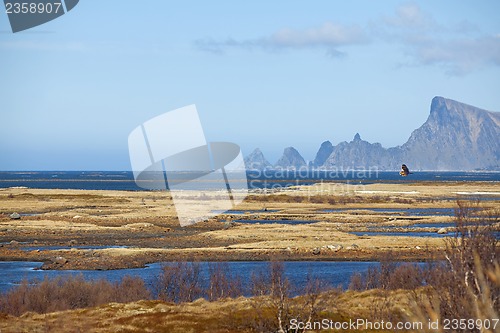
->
[244,97,499,171]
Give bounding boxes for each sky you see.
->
[1,1,499,170]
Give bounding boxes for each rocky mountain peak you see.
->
[403,96,499,170]
[275,147,307,170]
[244,148,271,170]
[244,96,499,171]
[313,141,334,167]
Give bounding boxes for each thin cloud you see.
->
[195,22,368,57]
[408,36,500,75]
[0,40,86,51]
[383,2,441,32]
[379,3,500,75]
[195,3,500,75]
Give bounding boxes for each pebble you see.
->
[9,212,21,220]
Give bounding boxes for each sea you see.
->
[0,170,498,191]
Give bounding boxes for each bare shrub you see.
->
[248,262,330,333]
[407,254,500,333]
[154,262,203,303]
[114,275,151,303]
[0,275,151,316]
[348,200,498,332]
[422,200,500,330]
[248,262,288,332]
[348,253,425,291]
[207,262,243,301]
[291,271,332,332]
[403,200,500,333]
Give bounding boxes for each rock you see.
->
[274,147,307,170]
[351,244,359,249]
[437,228,448,234]
[54,256,68,265]
[312,141,334,168]
[9,212,21,220]
[244,148,272,170]
[415,246,422,250]
[124,223,154,229]
[9,240,19,246]
[327,244,342,252]
[312,247,321,255]
[73,215,82,219]
[69,239,78,246]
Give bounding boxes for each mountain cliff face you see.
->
[313,141,334,167]
[400,96,500,170]
[244,148,272,170]
[274,147,307,170]
[244,97,499,171]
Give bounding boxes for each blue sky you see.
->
[1,1,499,170]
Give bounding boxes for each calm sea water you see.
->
[0,171,498,191]
[0,261,383,294]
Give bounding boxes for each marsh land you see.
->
[0,180,499,332]
[0,181,498,269]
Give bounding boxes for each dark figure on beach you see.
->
[399,164,412,176]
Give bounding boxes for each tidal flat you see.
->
[0,182,498,270]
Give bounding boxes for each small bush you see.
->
[0,275,151,316]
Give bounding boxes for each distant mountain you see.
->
[274,147,307,170]
[244,148,272,170]
[322,133,400,170]
[244,97,499,171]
[313,141,334,167]
[399,96,500,170]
